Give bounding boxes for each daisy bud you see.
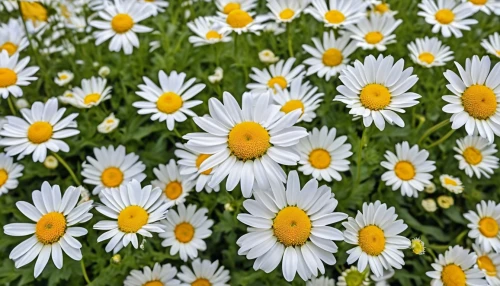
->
[437,195,454,209]
[208,67,223,84]
[411,238,426,255]
[424,182,436,194]
[440,174,463,194]
[97,113,120,134]
[98,66,110,77]
[224,202,234,212]
[422,198,437,212]
[43,155,58,169]
[111,254,121,264]
[15,98,29,109]
[258,49,279,64]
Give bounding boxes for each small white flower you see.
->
[464,200,500,253]
[481,32,500,59]
[98,66,110,77]
[247,57,305,94]
[97,113,120,134]
[407,37,454,68]
[124,263,180,286]
[0,152,24,196]
[266,0,309,23]
[418,0,478,38]
[187,16,232,47]
[454,136,499,179]
[151,159,194,205]
[208,67,224,84]
[347,14,402,51]
[54,70,74,86]
[440,174,464,194]
[307,0,368,28]
[177,258,230,286]
[422,198,437,212]
[15,98,29,109]
[71,77,112,108]
[43,155,58,169]
[258,49,279,64]
[0,50,39,99]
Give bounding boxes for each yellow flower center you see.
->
[143,281,163,286]
[479,217,499,238]
[419,52,435,64]
[324,10,345,24]
[196,154,213,175]
[60,4,71,19]
[360,84,391,111]
[228,122,270,161]
[375,3,390,13]
[0,169,7,187]
[322,48,343,67]
[101,167,124,188]
[344,270,366,286]
[0,42,18,56]
[164,181,183,200]
[273,206,311,247]
[309,149,331,169]
[84,93,101,105]
[441,264,466,286]
[463,146,483,165]
[20,2,48,22]
[223,2,240,14]
[111,13,134,34]
[365,31,384,44]
[267,76,287,90]
[358,225,385,256]
[478,255,497,276]
[156,92,183,114]
[443,177,457,186]
[60,74,68,80]
[469,0,487,5]
[226,9,253,28]
[496,51,500,57]
[435,9,455,24]
[0,68,18,88]
[27,122,53,144]
[280,100,304,115]
[205,30,222,40]
[191,278,211,286]
[394,161,416,181]
[462,85,497,120]
[411,239,425,255]
[174,222,195,243]
[36,212,66,244]
[279,8,295,20]
[117,205,149,233]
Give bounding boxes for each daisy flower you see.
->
[472,243,500,286]
[334,55,421,131]
[3,182,93,278]
[481,32,500,59]
[346,13,402,51]
[177,259,230,286]
[442,55,500,143]
[342,200,411,277]
[454,136,499,179]
[369,2,397,15]
[464,200,500,253]
[90,0,153,54]
[93,180,171,253]
[70,77,112,108]
[336,266,370,286]
[187,16,232,47]
[124,263,180,286]
[0,98,79,163]
[381,141,436,198]
[0,152,24,196]
[97,112,120,134]
[0,19,28,56]
[302,30,358,80]
[81,145,146,195]
[139,0,169,16]
[159,204,213,262]
[184,92,308,198]
[418,0,478,38]
[215,0,257,14]
[462,0,500,15]
[54,70,74,86]
[247,57,305,94]
[214,8,266,35]
[426,245,487,286]
[0,50,38,99]
[237,171,348,281]
[306,0,367,28]
[307,276,335,286]
[174,143,220,193]
[267,0,309,23]
[133,70,205,131]
[152,159,194,206]
[297,126,352,182]
[439,174,464,194]
[407,37,454,68]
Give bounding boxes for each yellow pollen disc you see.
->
[365,31,384,44]
[196,154,213,175]
[60,4,71,19]
[441,264,466,286]
[394,161,416,181]
[435,9,455,24]
[478,255,497,276]
[191,278,211,286]
[469,0,487,5]
[117,205,149,233]
[0,169,8,187]
[358,225,385,256]
[36,212,66,244]
[20,2,48,22]
[156,92,183,114]
[223,2,240,14]
[111,13,134,34]
[280,8,295,20]
[344,270,365,286]
[324,10,345,24]
[226,9,253,28]
[273,206,312,247]
[411,239,425,255]
[0,42,18,56]
[419,52,435,64]
[462,85,497,120]
[0,68,18,88]
[360,84,391,111]
[164,181,183,200]
[205,30,222,40]
[27,122,53,144]
[479,217,499,238]
[443,177,457,186]
[228,122,270,161]
[101,167,124,188]
[106,119,115,123]
[84,93,101,105]
[60,74,68,80]
[174,222,195,243]
[309,149,331,169]
[322,48,343,67]
[267,76,287,90]
[463,146,483,165]
[143,281,163,286]
[375,3,389,13]
[281,100,304,115]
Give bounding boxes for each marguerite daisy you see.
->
[54,70,74,86]
[0,50,38,99]
[481,32,500,59]
[214,8,266,35]
[472,243,500,286]
[440,174,464,194]
[462,0,500,15]
[464,200,500,253]
[177,258,230,286]
[247,57,305,94]
[306,0,367,28]
[152,159,194,206]
[418,0,478,38]
[139,0,169,16]
[124,263,180,286]
[454,136,499,179]
[174,143,220,193]
[0,152,24,196]
[407,37,454,68]
[71,77,112,108]
[215,0,257,14]
[0,19,28,56]
[267,0,309,23]
[369,1,397,15]
[187,16,232,47]
[346,13,402,51]
[336,266,370,286]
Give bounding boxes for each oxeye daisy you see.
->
[124,263,180,286]
[3,182,93,278]
[440,174,464,194]
[159,204,213,262]
[133,70,205,131]
[297,126,352,182]
[177,258,230,286]
[71,76,112,108]
[472,243,500,285]
[81,145,146,195]
[307,276,335,286]
[302,30,358,81]
[346,13,402,51]
[93,180,171,254]
[184,92,308,198]
[426,245,487,286]
[407,37,454,68]
[418,0,478,38]
[267,0,309,23]
[138,0,169,16]
[187,16,232,47]
[0,19,28,56]
[342,200,411,278]
[369,1,397,16]
[215,0,257,14]
[247,57,305,94]
[0,98,79,163]
[462,0,500,15]
[0,152,23,196]
[214,8,266,35]
[464,200,500,253]
[174,143,220,193]
[442,55,500,143]
[481,32,500,59]
[334,55,421,131]
[90,0,153,55]
[454,136,499,179]
[336,266,370,286]
[152,159,194,206]
[54,70,74,86]
[237,171,348,281]
[380,141,436,198]
[306,0,368,28]
[0,50,38,99]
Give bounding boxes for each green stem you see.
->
[287,23,294,57]
[173,128,182,138]
[417,119,450,145]
[52,152,81,185]
[424,129,455,149]
[80,259,91,285]
[7,96,17,115]
[354,128,368,187]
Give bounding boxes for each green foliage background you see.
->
[1,0,500,285]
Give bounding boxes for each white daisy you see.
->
[124,263,180,286]
[407,37,454,68]
[336,266,370,286]
[334,55,421,131]
[133,70,205,131]
[138,0,169,16]
[302,30,358,81]
[174,143,220,193]
[481,32,500,59]
[472,243,500,286]
[0,50,38,99]
[54,70,74,86]
[439,174,464,194]
[177,258,230,286]
[93,180,171,253]
[418,0,478,38]
[187,16,232,47]
[369,2,397,15]
[346,13,402,51]
[454,136,499,179]
[297,126,352,182]
[462,0,500,15]
[237,171,348,281]
[0,152,23,196]
[267,0,309,23]
[215,0,257,14]
[81,145,146,195]
[152,159,194,206]
[342,200,411,278]
[3,182,93,278]
[0,19,28,56]
[70,76,112,108]
[442,55,500,143]
[307,276,335,286]
[97,112,120,134]
[214,8,266,35]
[184,92,308,198]
[306,0,367,28]
[464,200,500,253]
[426,245,487,286]
[247,57,305,94]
